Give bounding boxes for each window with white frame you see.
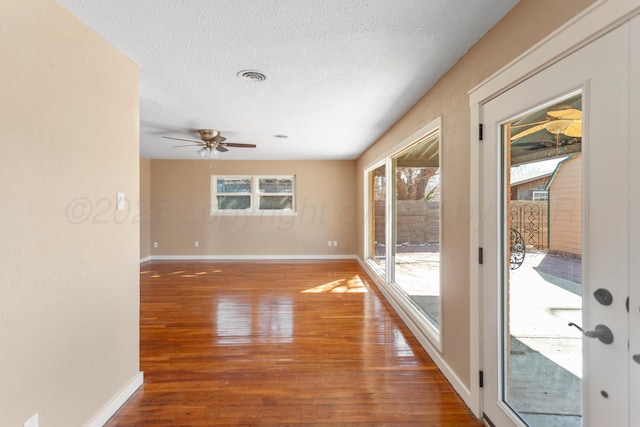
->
[363,118,442,349]
[532,190,549,201]
[211,175,295,214]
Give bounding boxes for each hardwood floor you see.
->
[106,260,482,426]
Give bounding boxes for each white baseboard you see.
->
[86,371,143,427]
[139,256,152,264]
[356,257,473,409]
[147,254,357,261]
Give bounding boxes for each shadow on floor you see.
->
[532,252,581,295]
[508,336,581,427]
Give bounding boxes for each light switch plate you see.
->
[117,192,125,210]
[24,413,38,427]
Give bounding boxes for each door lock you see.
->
[568,322,614,344]
[593,288,613,306]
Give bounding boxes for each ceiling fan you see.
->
[510,107,582,142]
[509,93,582,144]
[162,129,256,158]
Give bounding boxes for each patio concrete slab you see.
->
[390,247,583,427]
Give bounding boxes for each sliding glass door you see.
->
[366,123,442,343]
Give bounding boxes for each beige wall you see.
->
[140,157,152,260]
[150,160,357,256]
[356,0,593,389]
[0,1,140,426]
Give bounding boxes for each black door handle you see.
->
[568,322,614,345]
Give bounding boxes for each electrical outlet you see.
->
[328,240,332,247]
[24,413,38,427]
[153,242,158,248]
[194,240,199,248]
[333,241,338,247]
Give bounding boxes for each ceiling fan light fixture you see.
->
[544,119,574,135]
[197,147,208,158]
[210,148,219,158]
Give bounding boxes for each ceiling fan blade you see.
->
[510,119,548,129]
[212,135,227,144]
[162,136,203,144]
[223,142,257,148]
[511,123,546,141]
[173,144,201,147]
[563,120,582,137]
[216,145,229,152]
[547,108,582,120]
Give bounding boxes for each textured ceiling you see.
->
[57,0,518,160]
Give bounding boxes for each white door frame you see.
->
[468,0,640,417]
[629,15,640,427]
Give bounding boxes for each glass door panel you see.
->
[502,92,583,427]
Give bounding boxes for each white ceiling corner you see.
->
[56,0,519,160]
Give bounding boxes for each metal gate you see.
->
[509,201,547,251]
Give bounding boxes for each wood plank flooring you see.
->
[106,260,482,426]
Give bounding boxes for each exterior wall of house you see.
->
[549,155,583,257]
[0,1,140,425]
[512,177,550,200]
[149,160,357,257]
[355,0,594,390]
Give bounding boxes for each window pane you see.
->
[217,178,251,193]
[392,132,441,330]
[259,195,293,210]
[217,195,251,210]
[532,190,549,201]
[259,178,293,193]
[370,165,386,273]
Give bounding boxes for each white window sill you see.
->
[210,210,298,216]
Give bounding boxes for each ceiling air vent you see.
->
[237,70,267,82]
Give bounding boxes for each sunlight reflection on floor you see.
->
[141,269,223,278]
[301,275,367,293]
